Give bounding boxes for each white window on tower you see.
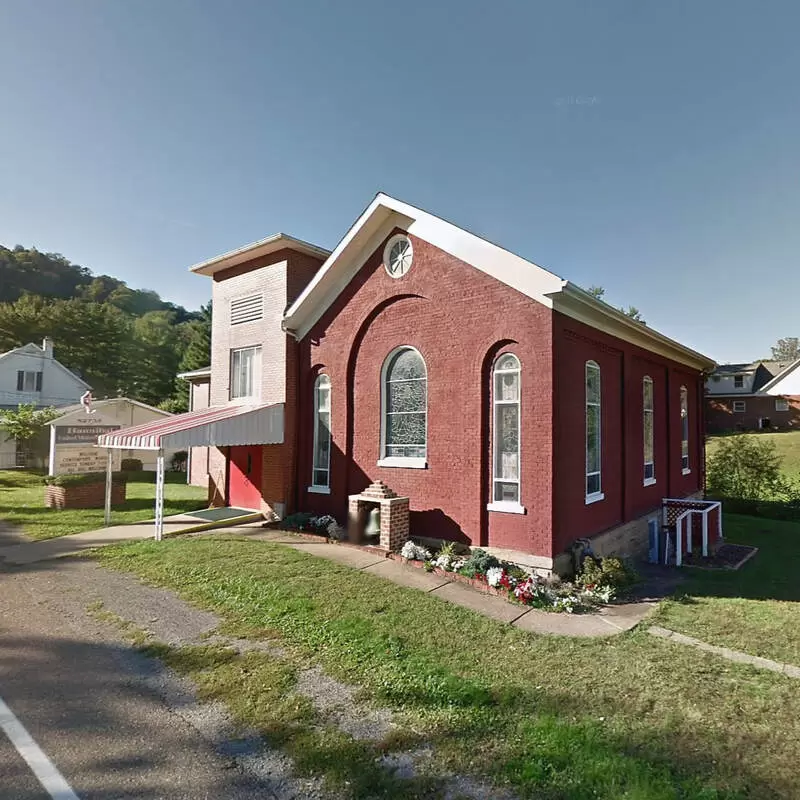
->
[310,374,331,491]
[585,361,603,503]
[733,400,746,413]
[487,353,524,513]
[229,346,261,400]
[776,398,790,412]
[734,375,745,389]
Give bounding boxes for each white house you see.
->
[0,338,91,468]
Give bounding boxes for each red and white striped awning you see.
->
[96,403,284,450]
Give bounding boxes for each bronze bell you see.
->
[365,506,381,537]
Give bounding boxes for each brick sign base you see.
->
[45,482,127,510]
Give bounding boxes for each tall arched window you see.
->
[585,360,603,502]
[643,376,655,485]
[680,385,690,473]
[490,353,522,508]
[380,347,427,466]
[311,374,331,490]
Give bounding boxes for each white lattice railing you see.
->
[662,498,723,566]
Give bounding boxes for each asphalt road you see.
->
[0,557,278,800]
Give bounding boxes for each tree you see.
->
[621,306,646,324]
[706,435,793,501]
[584,286,646,324]
[770,337,800,362]
[170,303,212,412]
[0,404,59,446]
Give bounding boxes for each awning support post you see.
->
[104,449,113,527]
[155,449,165,541]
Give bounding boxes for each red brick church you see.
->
[167,194,714,573]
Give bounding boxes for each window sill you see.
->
[585,492,605,505]
[377,457,428,469]
[643,477,657,487]
[486,501,526,515]
[682,468,692,476]
[307,485,331,495]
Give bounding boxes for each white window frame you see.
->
[383,234,414,278]
[17,370,42,393]
[733,399,746,413]
[229,345,261,401]
[776,398,790,412]
[487,353,525,514]
[643,376,656,486]
[378,346,427,468]
[585,360,604,504]
[680,385,690,474]
[308,374,331,493]
[733,375,744,389]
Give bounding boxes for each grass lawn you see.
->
[706,429,800,479]
[655,514,800,665]
[97,515,800,800]
[0,469,207,540]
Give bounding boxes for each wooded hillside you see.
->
[0,245,210,409]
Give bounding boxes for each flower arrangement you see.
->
[400,540,432,561]
[398,541,637,613]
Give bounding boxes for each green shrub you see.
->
[44,472,127,487]
[458,547,501,578]
[577,557,638,594]
[706,435,796,501]
[120,458,143,472]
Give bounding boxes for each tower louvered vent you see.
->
[231,294,264,325]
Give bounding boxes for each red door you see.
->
[228,446,263,509]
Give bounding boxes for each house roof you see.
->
[48,397,173,426]
[0,342,91,390]
[97,403,284,450]
[711,363,758,376]
[282,193,715,371]
[757,359,800,393]
[189,234,331,277]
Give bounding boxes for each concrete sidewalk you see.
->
[0,512,261,566]
[228,528,655,637]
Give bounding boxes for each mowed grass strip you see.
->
[97,534,800,799]
[655,514,800,666]
[0,469,207,540]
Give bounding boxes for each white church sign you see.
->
[49,409,122,475]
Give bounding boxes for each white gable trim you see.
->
[282,193,715,372]
[283,194,565,340]
[0,343,91,390]
[759,358,800,395]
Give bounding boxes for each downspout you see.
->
[700,371,709,497]
[283,322,301,517]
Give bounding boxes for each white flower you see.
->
[486,567,505,588]
[400,541,431,561]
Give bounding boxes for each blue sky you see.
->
[1,1,798,363]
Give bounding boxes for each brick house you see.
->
[107,193,715,569]
[705,359,800,433]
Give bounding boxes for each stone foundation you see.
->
[552,492,706,576]
[348,480,410,552]
[45,481,126,510]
